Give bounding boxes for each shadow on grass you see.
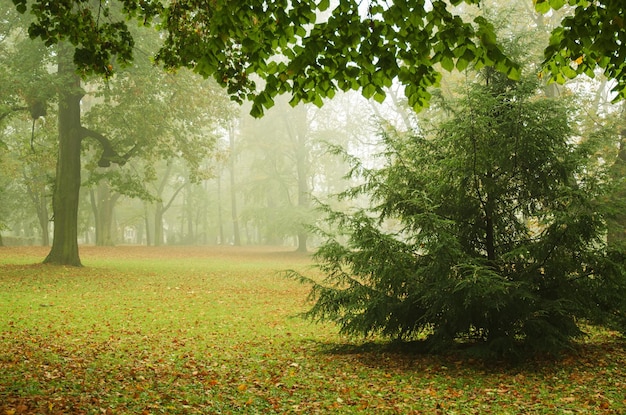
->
[302,330,626,373]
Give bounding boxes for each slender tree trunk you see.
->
[295,130,309,253]
[217,173,224,244]
[44,44,83,266]
[144,203,152,246]
[283,106,310,252]
[39,186,50,246]
[186,186,194,244]
[154,178,186,246]
[229,123,241,246]
[90,181,118,246]
[154,201,164,246]
[25,178,50,246]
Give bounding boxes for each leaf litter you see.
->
[0,246,625,414]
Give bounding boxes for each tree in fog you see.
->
[292,62,626,357]
[81,37,233,247]
[7,0,626,266]
[0,4,56,246]
[236,99,315,250]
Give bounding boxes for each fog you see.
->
[0,31,402,250]
[1,0,620,254]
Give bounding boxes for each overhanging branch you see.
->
[79,127,139,167]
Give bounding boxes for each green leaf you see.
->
[534,0,551,14]
[312,93,324,107]
[318,0,330,12]
[507,65,521,81]
[456,57,469,72]
[362,83,376,99]
[548,0,567,9]
[474,16,498,47]
[373,90,386,104]
[250,102,263,118]
[562,65,578,79]
[441,55,454,72]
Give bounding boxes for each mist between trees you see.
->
[2,0,625,265]
[0,0,624,254]
[2,0,626,356]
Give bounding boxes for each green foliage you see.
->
[12,0,517,117]
[11,0,162,77]
[537,0,626,100]
[12,0,626,117]
[293,70,626,358]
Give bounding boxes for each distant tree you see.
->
[290,67,626,358]
[238,100,318,249]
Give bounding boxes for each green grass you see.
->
[1,245,625,414]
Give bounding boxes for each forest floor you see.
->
[1,245,625,414]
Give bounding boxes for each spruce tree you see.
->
[292,69,626,358]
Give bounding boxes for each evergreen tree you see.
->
[292,69,626,358]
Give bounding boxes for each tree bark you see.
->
[44,44,83,266]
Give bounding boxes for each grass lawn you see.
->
[1,245,625,414]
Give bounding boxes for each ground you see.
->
[1,245,625,414]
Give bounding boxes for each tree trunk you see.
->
[39,187,50,246]
[25,178,50,246]
[144,203,152,246]
[284,106,310,253]
[229,123,241,246]
[90,180,118,246]
[154,201,165,246]
[217,173,225,244]
[44,45,83,266]
[295,136,309,253]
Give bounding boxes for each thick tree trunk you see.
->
[44,45,83,266]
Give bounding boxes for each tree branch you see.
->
[79,127,138,167]
[0,106,28,123]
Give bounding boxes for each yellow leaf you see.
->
[238,383,248,391]
[573,55,584,65]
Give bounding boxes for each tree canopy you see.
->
[536,0,626,100]
[10,0,626,114]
